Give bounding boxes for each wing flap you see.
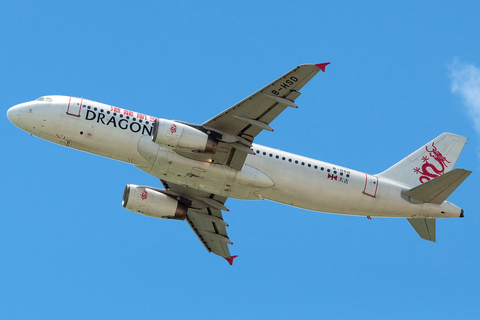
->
[187,208,231,258]
[161,180,234,259]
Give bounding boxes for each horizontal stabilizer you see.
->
[402,168,471,204]
[407,218,436,242]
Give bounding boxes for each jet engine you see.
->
[122,184,187,220]
[152,118,217,153]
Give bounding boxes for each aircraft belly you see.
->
[254,169,348,213]
[250,156,436,218]
[136,137,273,198]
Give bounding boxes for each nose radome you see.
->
[7,105,21,126]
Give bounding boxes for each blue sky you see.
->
[2,1,479,319]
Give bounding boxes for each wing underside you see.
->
[176,63,329,170]
[186,207,231,258]
[160,180,235,262]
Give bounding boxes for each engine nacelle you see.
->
[122,184,187,220]
[152,118,217,153]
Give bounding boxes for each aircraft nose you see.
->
[7,104,21,126]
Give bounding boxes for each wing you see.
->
[176,63,330,170]
[160,180,237,265]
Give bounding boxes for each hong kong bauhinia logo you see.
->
[413,142,450,184]
[170,124,177,134]
[141,190,148,200]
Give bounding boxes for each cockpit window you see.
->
[35,97,53,102]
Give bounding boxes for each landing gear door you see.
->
[66,97,83,117]
[363,174,378,197]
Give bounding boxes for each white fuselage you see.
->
[8,96,462,219]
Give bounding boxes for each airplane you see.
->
[7,63,471,265]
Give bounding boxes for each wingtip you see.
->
[225,255,238,265]
[315,62,330,72]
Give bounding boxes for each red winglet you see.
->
[315,62,330,72]
[225,255,238,265]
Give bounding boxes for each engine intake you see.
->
[152,118,217,153]
[122,184,187,220]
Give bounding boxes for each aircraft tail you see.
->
[377,133,468,188]
[407,218,436,242]
[401,168,471,204]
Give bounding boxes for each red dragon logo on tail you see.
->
[413,142,450,184]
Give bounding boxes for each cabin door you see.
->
[363,174,378,197]
[66,97,83,117]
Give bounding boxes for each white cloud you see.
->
[448,58,480,134]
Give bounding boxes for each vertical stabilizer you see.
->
[377,133,467,187]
